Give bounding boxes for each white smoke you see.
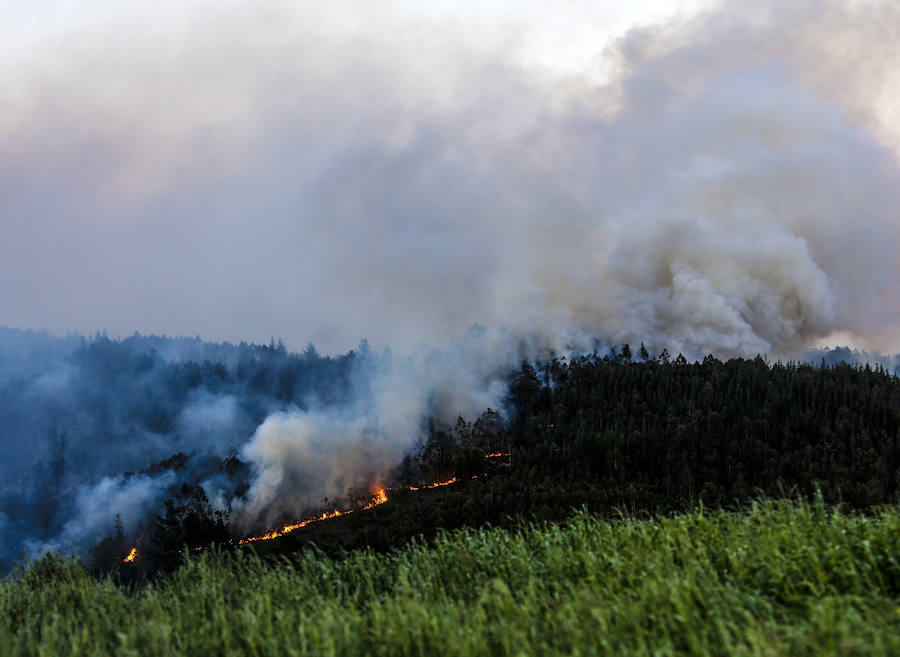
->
[29,472,175,556]
[2,0,898,357]
[234,331,516,527]
[176,392,248,454]
[507,5,900,357]
[225,0,900,524]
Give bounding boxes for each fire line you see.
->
[122,451,507,560]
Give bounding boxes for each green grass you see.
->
[3,500,900,656]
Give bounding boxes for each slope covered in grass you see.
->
[3,500,900,656]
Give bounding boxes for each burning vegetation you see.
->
[119,454,500,566]
[95,348,900,584]
[407,477,458,491]
[239,486,388,544]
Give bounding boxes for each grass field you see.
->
[3,500,899,656]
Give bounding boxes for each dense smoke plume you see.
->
[0,329,520,568]
[2,0,899,356]
[2,0,900,565]
[0,332,263,567]
[233,329,517,529]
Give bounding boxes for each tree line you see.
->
[99,347,900,579]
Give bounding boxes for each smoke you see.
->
[0,331,365,566]
[0,328,520,566]
[211,0,900,534]
[234,329,520,528]
[544,1,900,357]
[2,0,900,563]
[2,0,899,356]
[237,411,395,529]
[29,473,176,558]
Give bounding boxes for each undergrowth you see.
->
[2,499,899,656]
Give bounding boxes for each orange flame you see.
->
[239,486,388,544]
[237,474,479,546]
[123,547,138,563]
[364,487,388,509]
[408,477,458,491]
[485,452,510,458]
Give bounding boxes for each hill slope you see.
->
[6,501,900,656]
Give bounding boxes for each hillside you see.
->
[6,501,900,656]
[93,349,900,578]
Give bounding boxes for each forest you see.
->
[2,326,899,579]
[0,328,378,572]
[93,343,900,579]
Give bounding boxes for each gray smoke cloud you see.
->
[2,0,898,357]
[228,0,900,522]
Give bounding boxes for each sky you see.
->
[2,0,900,357]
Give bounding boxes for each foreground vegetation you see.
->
[5,500,900,656]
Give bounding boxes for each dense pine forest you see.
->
[226,351,898,566]
[3,328,900,579]
[501,350,900,513]
[81,345,900,579]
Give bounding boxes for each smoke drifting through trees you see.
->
[0,330,333,569]
[0,328,523,570]
[1,327,898,572]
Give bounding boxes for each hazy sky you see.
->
[3,0,899,356]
